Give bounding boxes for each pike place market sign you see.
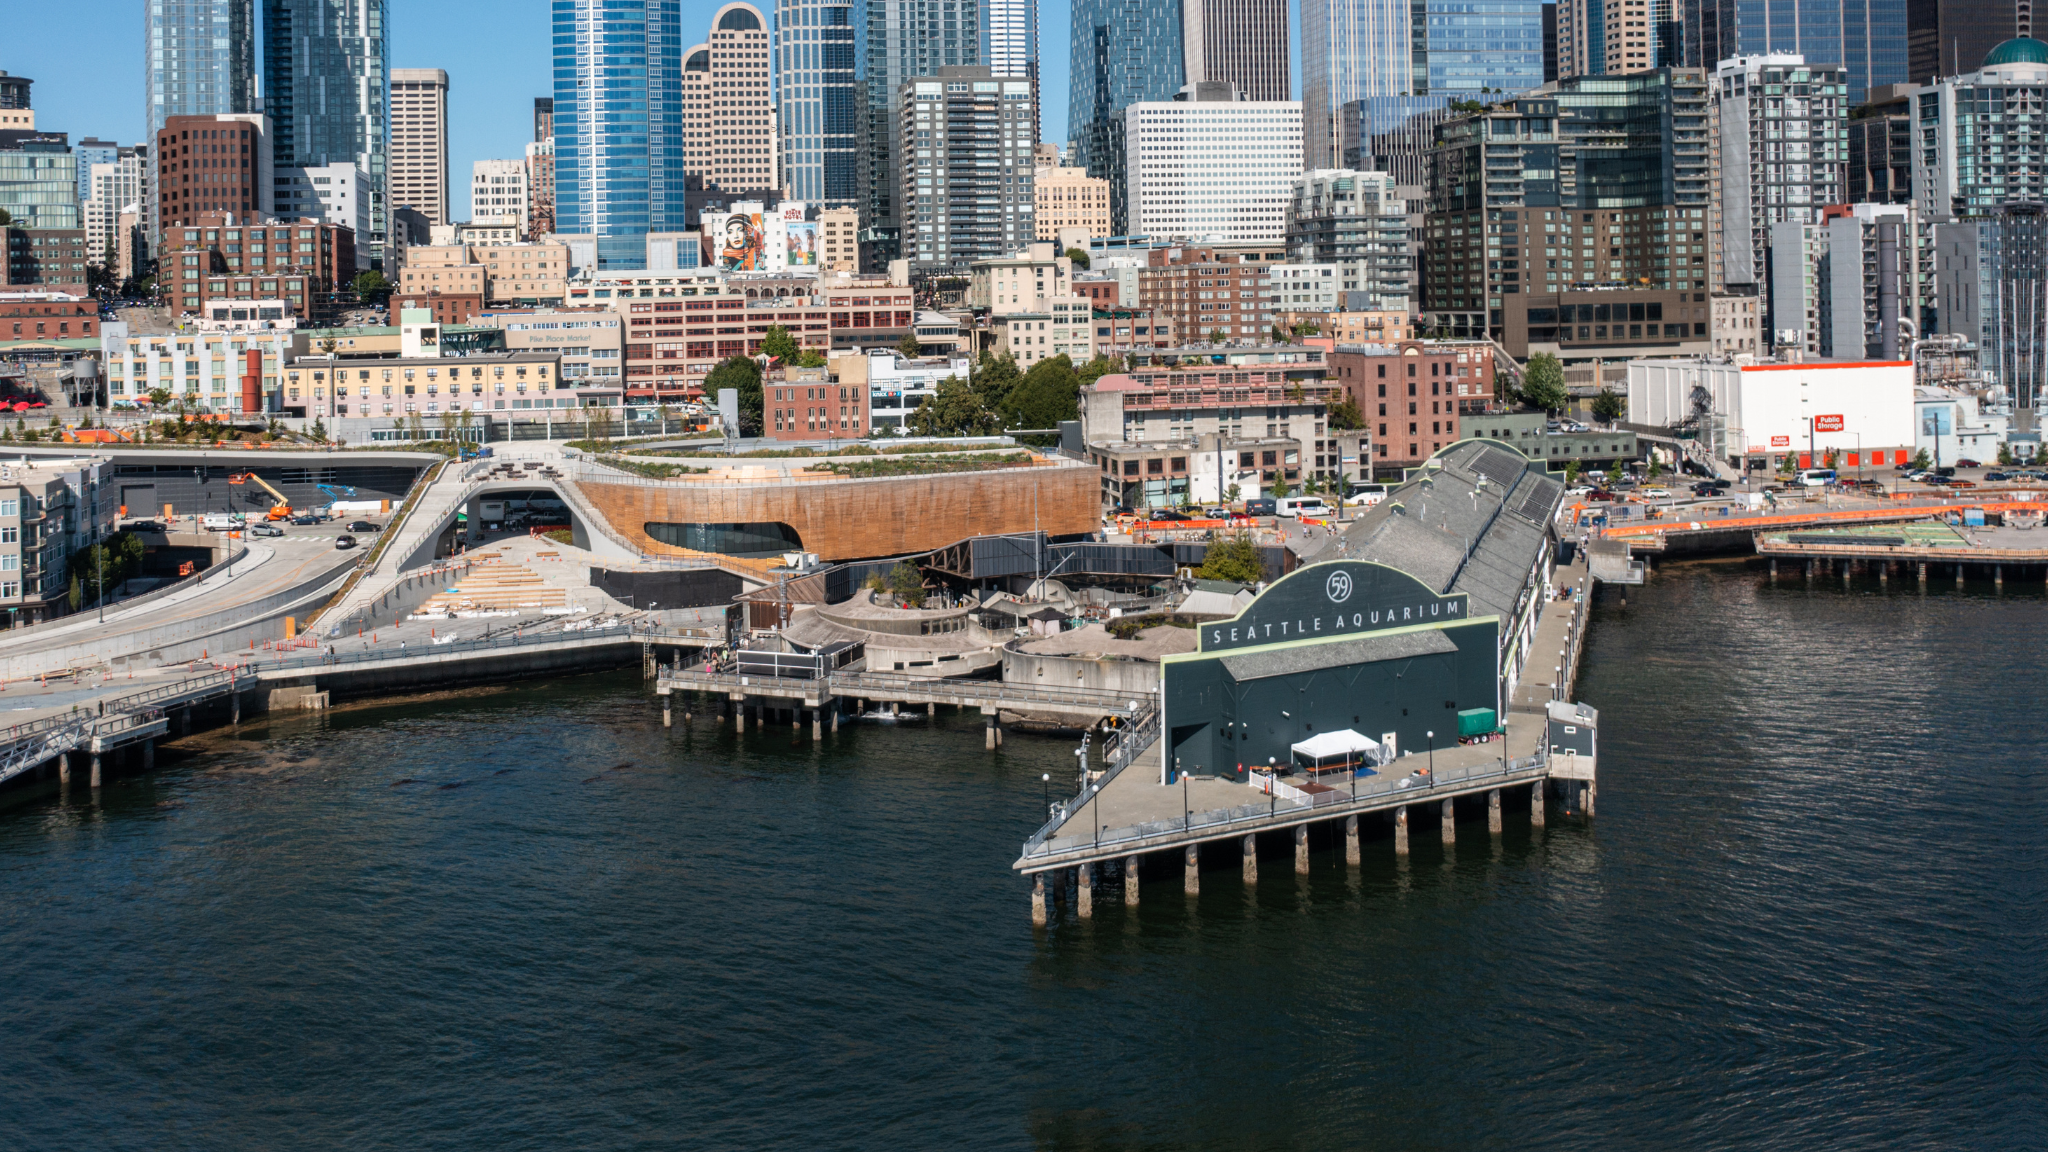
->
[1199,560,1472,653]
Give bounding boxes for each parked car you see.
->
[1955,458,1982,468]
[1984,471,2011,482]
[1585,489,1621,502]
[1202,506,1229,518]
[248,523,284,537]
[1948,478,1978,489]
[290,513,320,525]
[344,520,383,533]
[334,534,358,550]
[1149,509,1192,522]
[1640,487,1672,499]
[1567,485,1596,498]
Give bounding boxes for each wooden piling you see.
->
[1125,854,1141,906]
[1294,824,1309,875]
[1394,804,1409,855]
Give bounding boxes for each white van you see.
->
[201,513,237,531]
[1344,483,1389,507]
[1796,468,1837,488]
[1275,496,1331,518]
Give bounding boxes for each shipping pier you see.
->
[1755,517,2048,587]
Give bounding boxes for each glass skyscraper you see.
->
[1068,0,1184,234]
[146,0,256,139]
[984,0,1038,78]
[262,0,388,252]
[855,0,980,259]
[776,0,860,205]
[1303,0,1544,169]
[1684,0,1906,100]
[553,0,689,270]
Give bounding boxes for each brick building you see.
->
[1,291,96,341]
[154,114,272,236]
[161,211,354,319]
[2,229,88,297]
[611,277,918,402]
[1328,340,1497,474]
[765,363,870,440]
[396,290,485,325]
[1136,244,1288,343]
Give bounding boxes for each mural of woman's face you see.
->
[725,220,749,247]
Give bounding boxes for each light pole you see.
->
[1426,730,1435,777]
[1041,772,1052,819]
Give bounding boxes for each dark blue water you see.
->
[1,558,2041,1150]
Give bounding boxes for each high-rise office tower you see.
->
[1909,0,2024,83]
[1685,0,1904,100]
[529,97,556,240]
[534,97,554,143]
[146,0,256,139]
[776,0,860,207]
[684,4,777,196]
[390,68,450,227]
[857,0,980,260]
[472,159,531,227]
[1183,0,1290,100]
[1070,0,1185,233]
[1714,54,1848,296]
[145,0,255,243]
[263,0,388,258]
[153,114,274,227]
[553,0,688,270]
[1302,0,1544,169]
[900,66,1038,270]
[1124,82,1302,243]
[0,70,31,131]
[985,0,1038,77]
[85,148,147,265]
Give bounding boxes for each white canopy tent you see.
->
[1289,729,1383,774]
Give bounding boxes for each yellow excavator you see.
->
[229,472,293,520]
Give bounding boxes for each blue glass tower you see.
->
[1684,0,1906,101]
[854,0,981,259]
[263,0,389,254]
[1068,0,1184,234]
[146,0,256,139]
[554,0,689,270]
[776,0,860,205]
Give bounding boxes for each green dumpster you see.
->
[1456,707,1498,738]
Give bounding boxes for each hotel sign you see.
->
[1199,561,1472,653]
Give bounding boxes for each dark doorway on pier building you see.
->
[1160,560,1501,782]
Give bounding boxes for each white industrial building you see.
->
[1630,357,1915,469]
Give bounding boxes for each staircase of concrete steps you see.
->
[413,563,568,614]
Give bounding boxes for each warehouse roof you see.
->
[1297,440,1562,624]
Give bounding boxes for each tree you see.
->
[1270,472,1293,499]
[1198,533,1265,584]
[1591,389,1626,424]
[1564,458,1582,484]
[309,417,327,442]
[1301,472,1323,496]
[67,574,82,613]
[1326,394,1364,431]
[1647,456,1663,480]
[885,561,925,607]
[1076,354,1121,389]
[1209,328,1227,345]
[1065,247,1091,270]
[999,355,1080,436]
[761,324,799,363]
[703,355,763,436]
[795,349,827,369]
[1519,353,1569,413]
[1223,482,1241,505]
[1998,441,2015,466]
[898,330,923,358]
[1911,447,1932,471]
[352,269,391,304]
[972,351,1023,411]
[1606,458,1623,484]
[907,374,1000,436]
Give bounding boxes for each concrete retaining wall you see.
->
[1000,647,1162,696]
[278,638,643,700]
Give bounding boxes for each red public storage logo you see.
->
[1814,415,1846,432]
[1771,436,1792,447]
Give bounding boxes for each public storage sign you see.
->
[1815,414,1846,432]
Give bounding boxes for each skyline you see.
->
[8,0,1304,221]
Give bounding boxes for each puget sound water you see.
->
[1,557,2040,1150]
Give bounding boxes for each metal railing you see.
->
[1020,748,1549,864]
[661,664,1148,714]
[230,619,722,676]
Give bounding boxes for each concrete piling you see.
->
[811,709,822,740]
[1241,833,1258,885]
[1957,563,1965,588]
[1031,874,1047,926]
[1294,824,1309,875]
[1394,804,1409,855]
[829,706,838,734]
[1184,844,1199,895]
[985,714,998,750]
[1918,562,1928,584]
[1441,798,1456,846]
[735,699,747,732]
[1344,814,1360,865]
[1488,788,1503,835]
[1531,780,1546,827]
[1076,863,1093,918]
[90,753,102,789]
[1125,854,1141,906]
[663,700,672,727]
[57,751,69,786]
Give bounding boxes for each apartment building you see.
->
[103,325,302,413]
[1715,55,1848,293]
[160,212,354,319]
[764,363,870,440]
[282,349,565,419]
[2,291,98,341]
[991,297,1096,366]
[819,207,859,272]
[1285,169,1412,311]
[154,113,273,235]
[471,159,530,227]
[1123,82,1303,244]
[1034,166,1112,240]
[1135,244,1284,341]
[684,4,776,195]
[0,457,117,625]
[969,242,1075,315]
[390,69,450,225]
[900,67,1040,272]
[1328,340,1497,474]
[837,351,973,431]
[397,241,569,307]
[3,229,89,297]
[1075,344,1364,506]
[474,309,625,399]
[273,162,374,267]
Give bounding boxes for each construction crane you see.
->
[314,482,357,519]
[228,472,293,520]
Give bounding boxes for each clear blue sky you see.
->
[8,0,1092,218]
